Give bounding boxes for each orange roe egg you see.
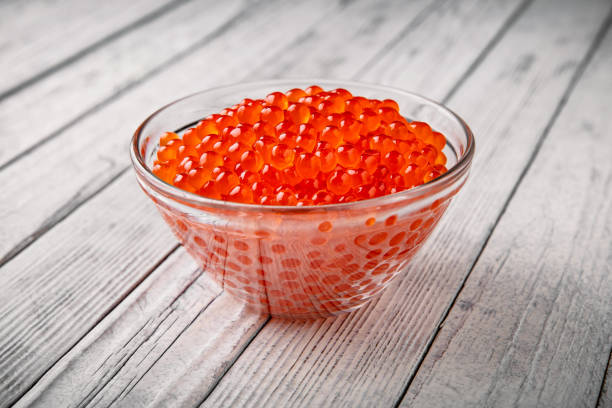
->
[287,103,311,124]
[336,144,360,169]
[320,126,342,147]
[157,139,181,161]
[199,151,223,171]
[240,150,264,172]
[187,166,211,190]
[153,86,450,205]
[305,85,324,95]
[173,173,196,193]
[152,161,176,183]
[315,141,338,173]
[287,88,307,102]
[326,169,352,195]
[260,106,284,126]
[215,169,239,194]
[269,144,295,170]
[227,184,253,203]
[296,124,317,152]
[266,92,289,110]
[182,128,202,146]
[295,152,321,179]
[359,109,380,133]
[160,131,180,146]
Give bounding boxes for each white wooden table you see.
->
[1,0,611,406]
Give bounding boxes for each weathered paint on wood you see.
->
[201,0,612,406]
[0,0,609,406]
[0,0,246,168]
[402,21,612,407]
[12,247,266,408]
[0,176,179,407]
[247,0,439,80]
[5,0,508,405]
[0,0,178,97]
[0,0,343,404]
[0,0,342,264]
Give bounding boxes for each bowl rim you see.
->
[130,79,475,213]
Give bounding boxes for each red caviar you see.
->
[152,86,449,205]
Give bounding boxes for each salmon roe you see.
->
[152,86,449,205]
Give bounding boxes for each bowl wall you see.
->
[131,80,473,318]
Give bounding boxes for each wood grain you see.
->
[201,0,612,406]
[0,0,246,168]
[402,21,612,407]
[247,0,438,80]
[13,247,266,408]
[2,0,610,407]
[357,0,530,100]
[0,176,179,407]
[0,1,341,404]
[0,0,178,98]
[5,0,507,405]
[0,0,343,264]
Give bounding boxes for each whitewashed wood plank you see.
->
[0,0,343,264]
[12,248,213,407]
[0,1,340,404]
[0,176,180,407]
[0,0,177,97]
[0,0,247,168]
[12,246,266,408]
[201,0,612,406]
[402,22,612,407]
[357,0,531,100]
[6,0,502,405]
[116,292,266,408]
[247,0,439,80]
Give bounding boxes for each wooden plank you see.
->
[0,0,178,98]
[12,247,266,408]
[0,176,179,407]
[0,0,247,169]
[0,0,349,264]
[5,0,524,401]
[356,0,528,100]
[402,22,612,407]
[247,0,440,80]
[200,0,612,406]
[5,0,504,404]
[0,0,342,405]
[116,292,266,408]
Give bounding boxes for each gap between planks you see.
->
[28,0,532,404]
[402,14,612,405]
[202,0,536,403]
[597,349,612,408]
[1,0,388,404]
[7,0,608,404]
[0,0,188,101]
[200,0,612,406]
[0,0,249,170]
[394,5,612,406]
[4,0,498,404]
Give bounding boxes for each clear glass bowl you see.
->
[130,80,474,319]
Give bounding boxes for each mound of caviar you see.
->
[152,86,449,205]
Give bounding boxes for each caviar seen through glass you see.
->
[152,86,448,205]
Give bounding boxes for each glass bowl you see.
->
[130,80,474,319]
